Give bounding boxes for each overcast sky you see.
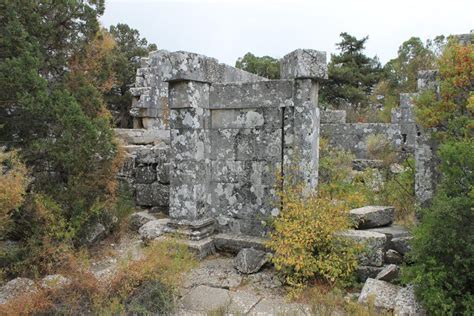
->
[101,0,473,66]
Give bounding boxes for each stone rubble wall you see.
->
[116,129,170,212]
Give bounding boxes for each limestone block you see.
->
[156,162,170,184]
[129,210,157,232]
[385,249,404,264]
[170,129,210,161]
[375,264,400,282]
[358,278,401,311]
[40,274,71,290]
[349,206,395,229]
[320,109,346,124]
[280,49,327,80]
[339,230,387,266]
[234,248,268,274]
[394,285,426,316]
[366,225,410,241]
[169,107,210,130]
[213,233,267,254]
[210,129,239,160]
[356,265,385,282]
[135,145,169,164]
[169,80,210,109]
[135,182,169,207]
[211,160,247,183]
[169,183,209,220]
[391,236,412,255]
[135,165,157,184]
[210,107,282,130]
[209,80,293,109]
[180,285,231,312]
[138,219,170,242]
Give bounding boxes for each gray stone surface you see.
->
[339,230,387,266]
[385,249,404,264]
[375,264,400,282]
[321,109,346,123]
[349,206,395,229]
[356,265,385,282]
[391,236,413,255]
[394,285,426,316]
[138,218,170,241]
[250,297,310,315]
[352,159,383,171]
[182,258,242,289]
[0,278,37,304]
[84,223,106,245]
[213,233,267,254]
[366,224,410,240]
[280,49,328,79]
[234,248,268,274]
[180,285,231,312]
[358,278,401,311]
[129,211,157,232]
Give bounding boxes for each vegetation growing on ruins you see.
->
[0,240,195,314]
[405,40,474,314]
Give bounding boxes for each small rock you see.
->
[138,219,170,242]
[356,265,385,282]
[0,278,37,304]
[390,163,406,174]
[349,206,394,229]
[234,248,267,274]
[385,249,403,264]
[375,264,400,282]
[129,211,156,232]
[394,285,426,316]
[358,278,401,311]
[40,274,71,290]
[85,223,106,245]
[392,236,412,255]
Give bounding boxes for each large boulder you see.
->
[0,278,37,304]
[234,248,268,274]
[349,206,394,229]
[358,278,401,311]
[339,230,387,266]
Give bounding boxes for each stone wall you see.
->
[116,129,170,213]
[320,93,416,160]
[130,50,265,130]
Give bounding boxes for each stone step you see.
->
[352,159,384,171]
[349,206,395,229]
[213,233,267,254]
[129,210,160,232]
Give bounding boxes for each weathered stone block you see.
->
[280,49,327,80]
[320,109,346,124]
[135,165,157,183]
[349,206,395,229]
[391,236,412,255]
[375,264,400,282]
[169,80,210,109]
[170,129,210,161]
[135,182,169,206]
[358,278,401,311]
[209,81,293,109]
[210,107,282,129]
[339,230,387,266]
[169,107,210,129]
[234,248,268,274]
[156,162,170,184]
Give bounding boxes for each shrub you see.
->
[366,134,397,166]
[267,177,360,295]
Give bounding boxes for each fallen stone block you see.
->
[375,264,400,282]
[392,236,412,255]
[365,224,410,241]
[234,248,268,274]
[129,211,157,232]
[385,249,404,264]
[138,219,170,242]
[358,278,401,312]
[349,206,395,229]
[394,285,426,316]
[339,230,387,266]
[0,278,37,304]
[213,233,267,254]
[356,265,385,282]
[180,285,231,312]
